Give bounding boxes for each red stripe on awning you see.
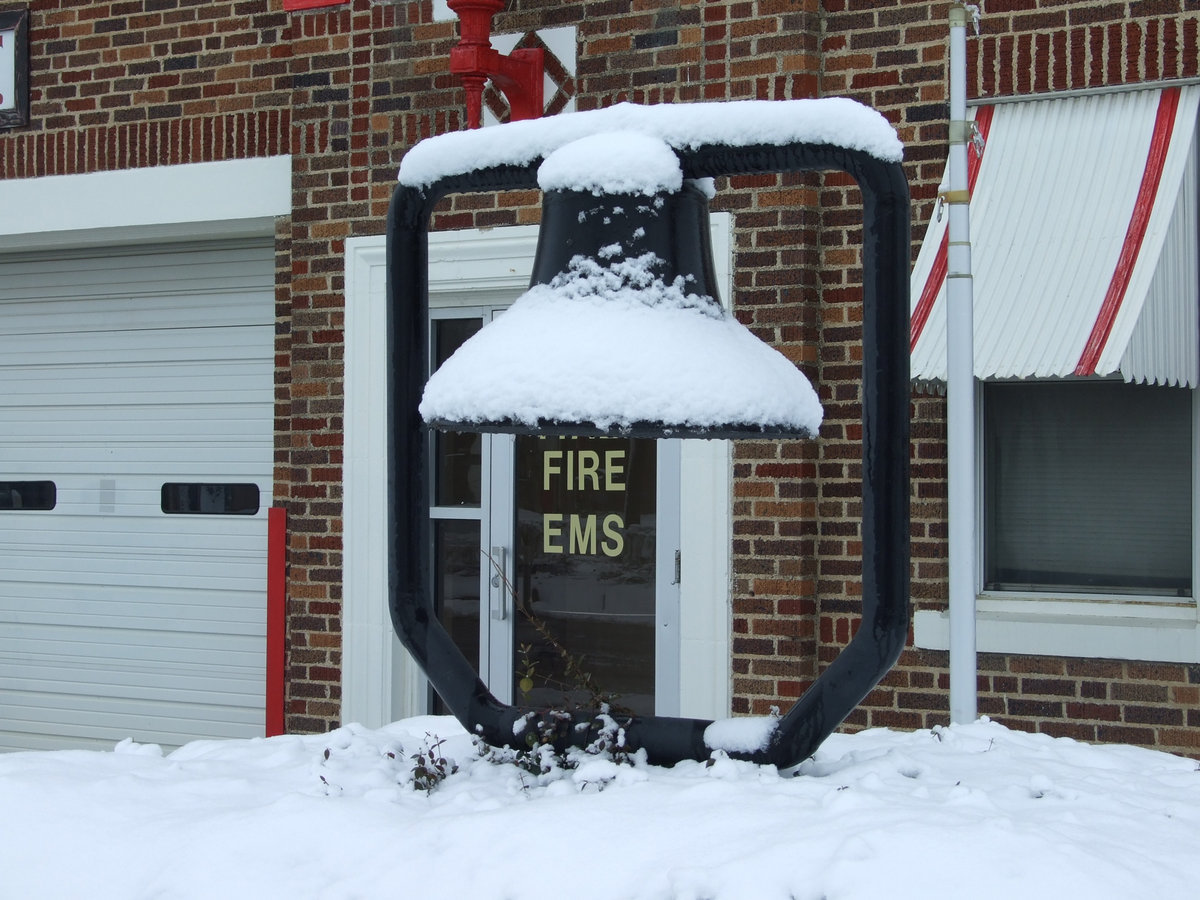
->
[1074,87,1180,376]
[910,104,995,353]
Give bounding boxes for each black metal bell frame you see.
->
[386,138,910,768]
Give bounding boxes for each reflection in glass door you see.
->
[429,314,485,713]
[513,436,657,716]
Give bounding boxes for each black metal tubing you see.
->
[386,140,910,769]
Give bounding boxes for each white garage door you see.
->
[0,240,275,751]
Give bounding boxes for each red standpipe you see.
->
[266,506,287,737]
[447,0,544,129]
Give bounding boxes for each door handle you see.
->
[489,545,507,620]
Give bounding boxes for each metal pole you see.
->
[947,1,978,725]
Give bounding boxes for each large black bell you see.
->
[529,180,722,300]
[419,177,823,440]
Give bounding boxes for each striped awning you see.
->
[910,85,1200,387]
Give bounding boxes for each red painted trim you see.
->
[266,506,287,737]
[909,104,995,352]
[283,0,347,11]
[910,236,949,353]
[1074,87,1180,376]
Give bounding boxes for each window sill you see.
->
[913,595,1200,663]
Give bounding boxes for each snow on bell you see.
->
[418,132,823,440]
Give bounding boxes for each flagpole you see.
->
[946,1,978,725]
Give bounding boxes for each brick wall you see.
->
[4,0,1199,756]
[0,0,289,177]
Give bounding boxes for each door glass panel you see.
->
[434,518,481,680]
[513,435,657,716]
[433,318,483,507]
[430,316,485,714]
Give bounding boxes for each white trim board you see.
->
[914,604,1200,664]
[343,217,735,728]
[0,156,291,250]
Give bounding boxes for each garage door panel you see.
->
[1,589,264,620]
[1,326,272,366]
[12,508,269,526]
[4,405,271,427]
[0,589,267,630]
[0,362,274,396]
[0,694,264,751]
[1,460,270,481]
[1,422,271,449]
[0,240,274,751]
[0,656,263,698]
[0,244,273,317]
[0,696,264,748]
[0,300,273,337]
[0,622,266,662]
[2,692,265,726]
[0,677,265,728]
[1,376,273,409]
[0,545,267,589]
[0,289,274,329]
[2,516,268,552]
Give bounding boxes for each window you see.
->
[915,379,1200,663]
[0,481,55,510]
[984,381,1192,598]
[161,483,261,516]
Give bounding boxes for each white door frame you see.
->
[343,219,733,727]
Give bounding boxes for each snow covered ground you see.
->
[1,716,1197,900]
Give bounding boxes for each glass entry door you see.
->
[430,309,678,716]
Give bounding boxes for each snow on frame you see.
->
[398,98,904,188]
[3,718,1199,900]
[537,131,684,196]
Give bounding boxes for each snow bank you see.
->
[2,718,1198,900]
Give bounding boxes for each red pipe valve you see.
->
[447,0,544,129]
